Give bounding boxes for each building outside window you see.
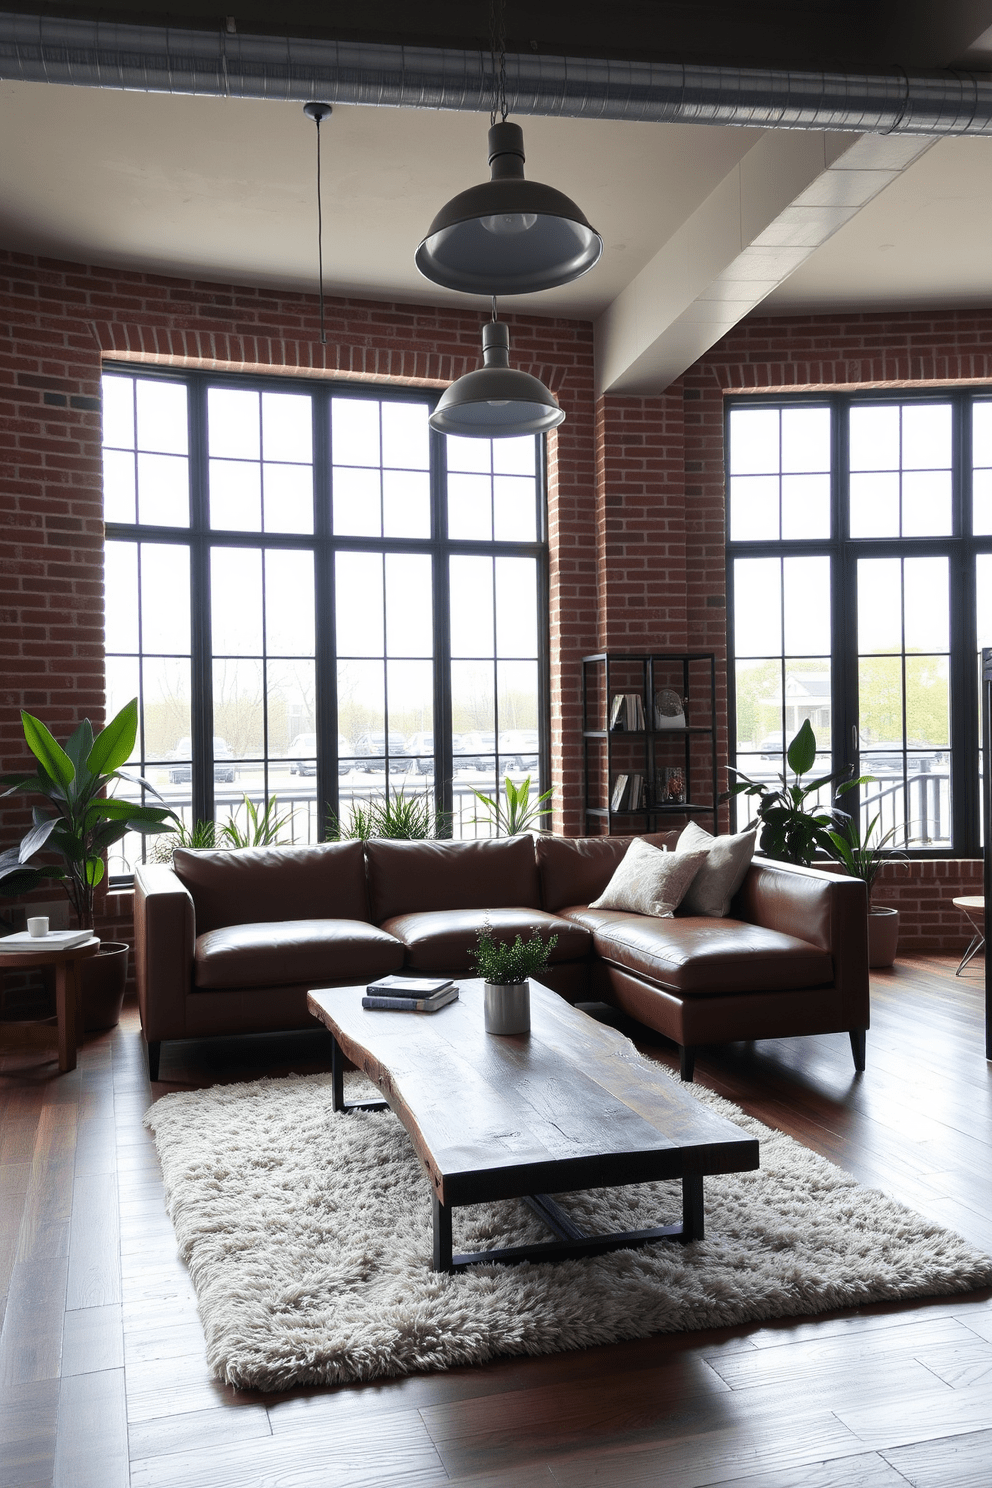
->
[102,368,548,878]
[727,391,992,855]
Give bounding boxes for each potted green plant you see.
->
[724,720,870,866]
[327,787,452,841]
[470,775,553,836]
[826,810,906,968]
[469,923,558,1035]
[1,698,177,1028]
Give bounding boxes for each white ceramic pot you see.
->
[483,980,531,1035]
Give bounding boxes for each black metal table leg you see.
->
[432,1195,453,1273]
[331,1035,389,1115]
[681,1173,704,1242]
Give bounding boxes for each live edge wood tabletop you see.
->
[307,977,759,1272]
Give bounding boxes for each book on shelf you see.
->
[362,986,460,1014]
[626,693,645,730]
[365,975,454,999]
[0,929,94,953]
[608,693,626,730]
[609,692,646,731]
[610,773,629,812]
[628,773,644,810]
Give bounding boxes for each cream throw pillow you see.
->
[589,838,708,918]
[675,820,756,917]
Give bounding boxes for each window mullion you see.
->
[189,375,214,828]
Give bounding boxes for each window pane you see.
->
[728,407,778,474]
[494,475,537,542]
[336,552,384,657]
[382,470,430,539]
[451,661,495,735]
[385,554,432,658]
[105,542,138,654]
[446,435,491,474]
[905,655,949,746]
[104,449,136,524]
[211,548,263,655]
[904,557,949,653]
[449,474,493,540]
[497,659,539,735]
[902,403,951,469]
[381,401,429,470]
[974,468,992,535]
[729,476,778,541]
[142,657,191,765]
[262,391,312,463]
[105,657,140,762]
[265,550,315,657]
[733,558,781,657]
[781,475,830,540]
[141,544,190,655]
[734,658,782,753]
[387,659,433,740]
[858,558,902,654]
[902,471,951,537]
[214,657,264,760]
[783,556,830,655]
[136,380,188,456]
[267,659,316,757]
[978,554,992,645]
[102,375,134,449]
[494,436,537,476]
[974,403,992,466]
[209,388,259,460]
[850,472,899,538]
[333,467,381,536]
[450,556,495,658]
[137,453,189,527]
[781,407,830,473]
[263,464,313,534]
[850,405,899,471]
[332,398,380,466]
[338,659,385,743]
[210,459,261,531]
[859,655,902,744]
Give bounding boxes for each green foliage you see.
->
[470,776,553,836]
[150,817,219,863]
[1,698,177,928]
[219,794,293,849]
[470,925,558,985]
[825,811,905,906]
[327,788,452,841]
[724,720,872,867]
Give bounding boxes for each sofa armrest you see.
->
[134,862,195,1042]
[733,859,869,1026]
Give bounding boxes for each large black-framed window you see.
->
[103,365,549,880]
[727,388,992,856]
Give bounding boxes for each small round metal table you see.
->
[952,896,985,977]
[0,938,100,1071]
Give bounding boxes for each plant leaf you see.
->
[21,711,76,790]
[86,698,138,778]
[18,817,58,860]
[786,720,817,776]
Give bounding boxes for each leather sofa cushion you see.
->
[380,908,590,972]
[560,908,832,996]
[193,919,404,990]
[366,837,541,923]
[536,832,678,913]
[174,842,370,934]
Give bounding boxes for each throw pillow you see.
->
[675,820,757,917]
[589,838,708,918]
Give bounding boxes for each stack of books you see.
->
[610,773,645,812]
[363,975,459,1013]
[609,693,646,731]
[0,929,94,953]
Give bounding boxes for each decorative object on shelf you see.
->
[302,101,332,345]
[654,689,687,729]
[659,767,687,806]
[469,774,553,836]
[428,312,564,438]
[469,923,557,1035]
[414,0,601,297]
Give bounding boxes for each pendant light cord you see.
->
[492,295,498,322]
[315,114,326,345]
[489,0,508,124]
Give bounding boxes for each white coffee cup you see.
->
[27,917,49,938]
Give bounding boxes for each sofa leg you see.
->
[147,1039,161,1082]
[679,1045,696,1083]
[849,1029,866,1073]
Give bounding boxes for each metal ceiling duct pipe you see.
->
[1,10,992,137]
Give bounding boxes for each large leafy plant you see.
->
[470,775,553,836]
[725,720,870,867]
[327,787,452,841]
[1,698,176,928]
[825,810,905,907]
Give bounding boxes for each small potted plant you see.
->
[826,810,906,969]
[469,923,558,1035]
[469,775,553,836]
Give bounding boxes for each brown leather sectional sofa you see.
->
[134,831,869,1082]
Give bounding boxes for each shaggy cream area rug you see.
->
[145,1068,992,1391]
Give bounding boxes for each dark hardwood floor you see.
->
[2,954,992,1488]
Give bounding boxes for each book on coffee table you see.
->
[362,986,459,1014]
[0,929,94,953]
[365,975,454,999]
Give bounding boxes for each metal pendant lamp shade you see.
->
[416,122,603,296]
[429,320,565,438]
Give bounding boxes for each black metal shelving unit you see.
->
[582,652,718,834]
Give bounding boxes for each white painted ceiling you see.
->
[2,14,992,392]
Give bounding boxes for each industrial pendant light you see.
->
[303,100,332,344]
[429,307,565,439]
[415,2,602,296]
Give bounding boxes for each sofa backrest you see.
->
[173,841,370,933]
[365,836,541,923]
[536,831,679,912]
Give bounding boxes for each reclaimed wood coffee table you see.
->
[308,978,759,1274]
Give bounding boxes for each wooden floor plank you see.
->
[66,1169,120,1309]
[0,1376,59,1488]
[61,1303,125,1376]
[881,1426,992,1487]
[14,1103,77,1265]
[53,1368,128,1488]
[0,1255,69,1386]
[127,1402,272,1463]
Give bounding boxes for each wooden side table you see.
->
[0,938,100,1072]
[952,896,985,976]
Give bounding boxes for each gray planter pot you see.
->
[484,979,531,1035]
[868,907,900,969]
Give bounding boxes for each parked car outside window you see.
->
[403,731,435,774]
[353,732,411,772]
[455,731,496,770]
[168,737,236,785]
[498,729,539,772]
[288,733,351,777]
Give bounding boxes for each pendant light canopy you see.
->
[429,318,565,438]
[416,122,603,296]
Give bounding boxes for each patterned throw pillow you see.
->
[589,838,708,918]
[676,820,757,917]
